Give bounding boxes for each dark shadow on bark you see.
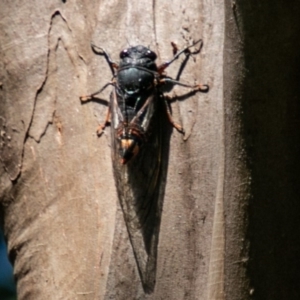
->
[239,2,300,299]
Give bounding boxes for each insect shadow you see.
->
[80,39,208,293]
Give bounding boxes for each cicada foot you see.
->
[80,95,93,102]
[96,123,107,137]
[195,84,209,93]
[171,41,179,56]
[172,123,185,135]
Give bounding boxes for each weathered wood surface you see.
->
[0,0,300,299]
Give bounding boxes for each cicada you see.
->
[80,39,208,293]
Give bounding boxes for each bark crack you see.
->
[27,10,83,143]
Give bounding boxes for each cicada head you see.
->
[119,45,157,71]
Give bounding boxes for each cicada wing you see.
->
[110,90,168,292]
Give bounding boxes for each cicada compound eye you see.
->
[120,48,129,59]
[145,49,157,60]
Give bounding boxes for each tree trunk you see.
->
[0,0,299,299]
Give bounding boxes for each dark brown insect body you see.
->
[113,45,159,164]
[80,39,208,293]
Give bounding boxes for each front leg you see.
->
[91,44,118,76]
[157,39,203,74]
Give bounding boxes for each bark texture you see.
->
[0,0,299,299]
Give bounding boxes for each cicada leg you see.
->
[91,43,118,76]
[157,39,203,74]
[80,81,114,102]
[160,77,209,93]
[163,96,185,134]
[96,106,111,136]
[80,82,114,136]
